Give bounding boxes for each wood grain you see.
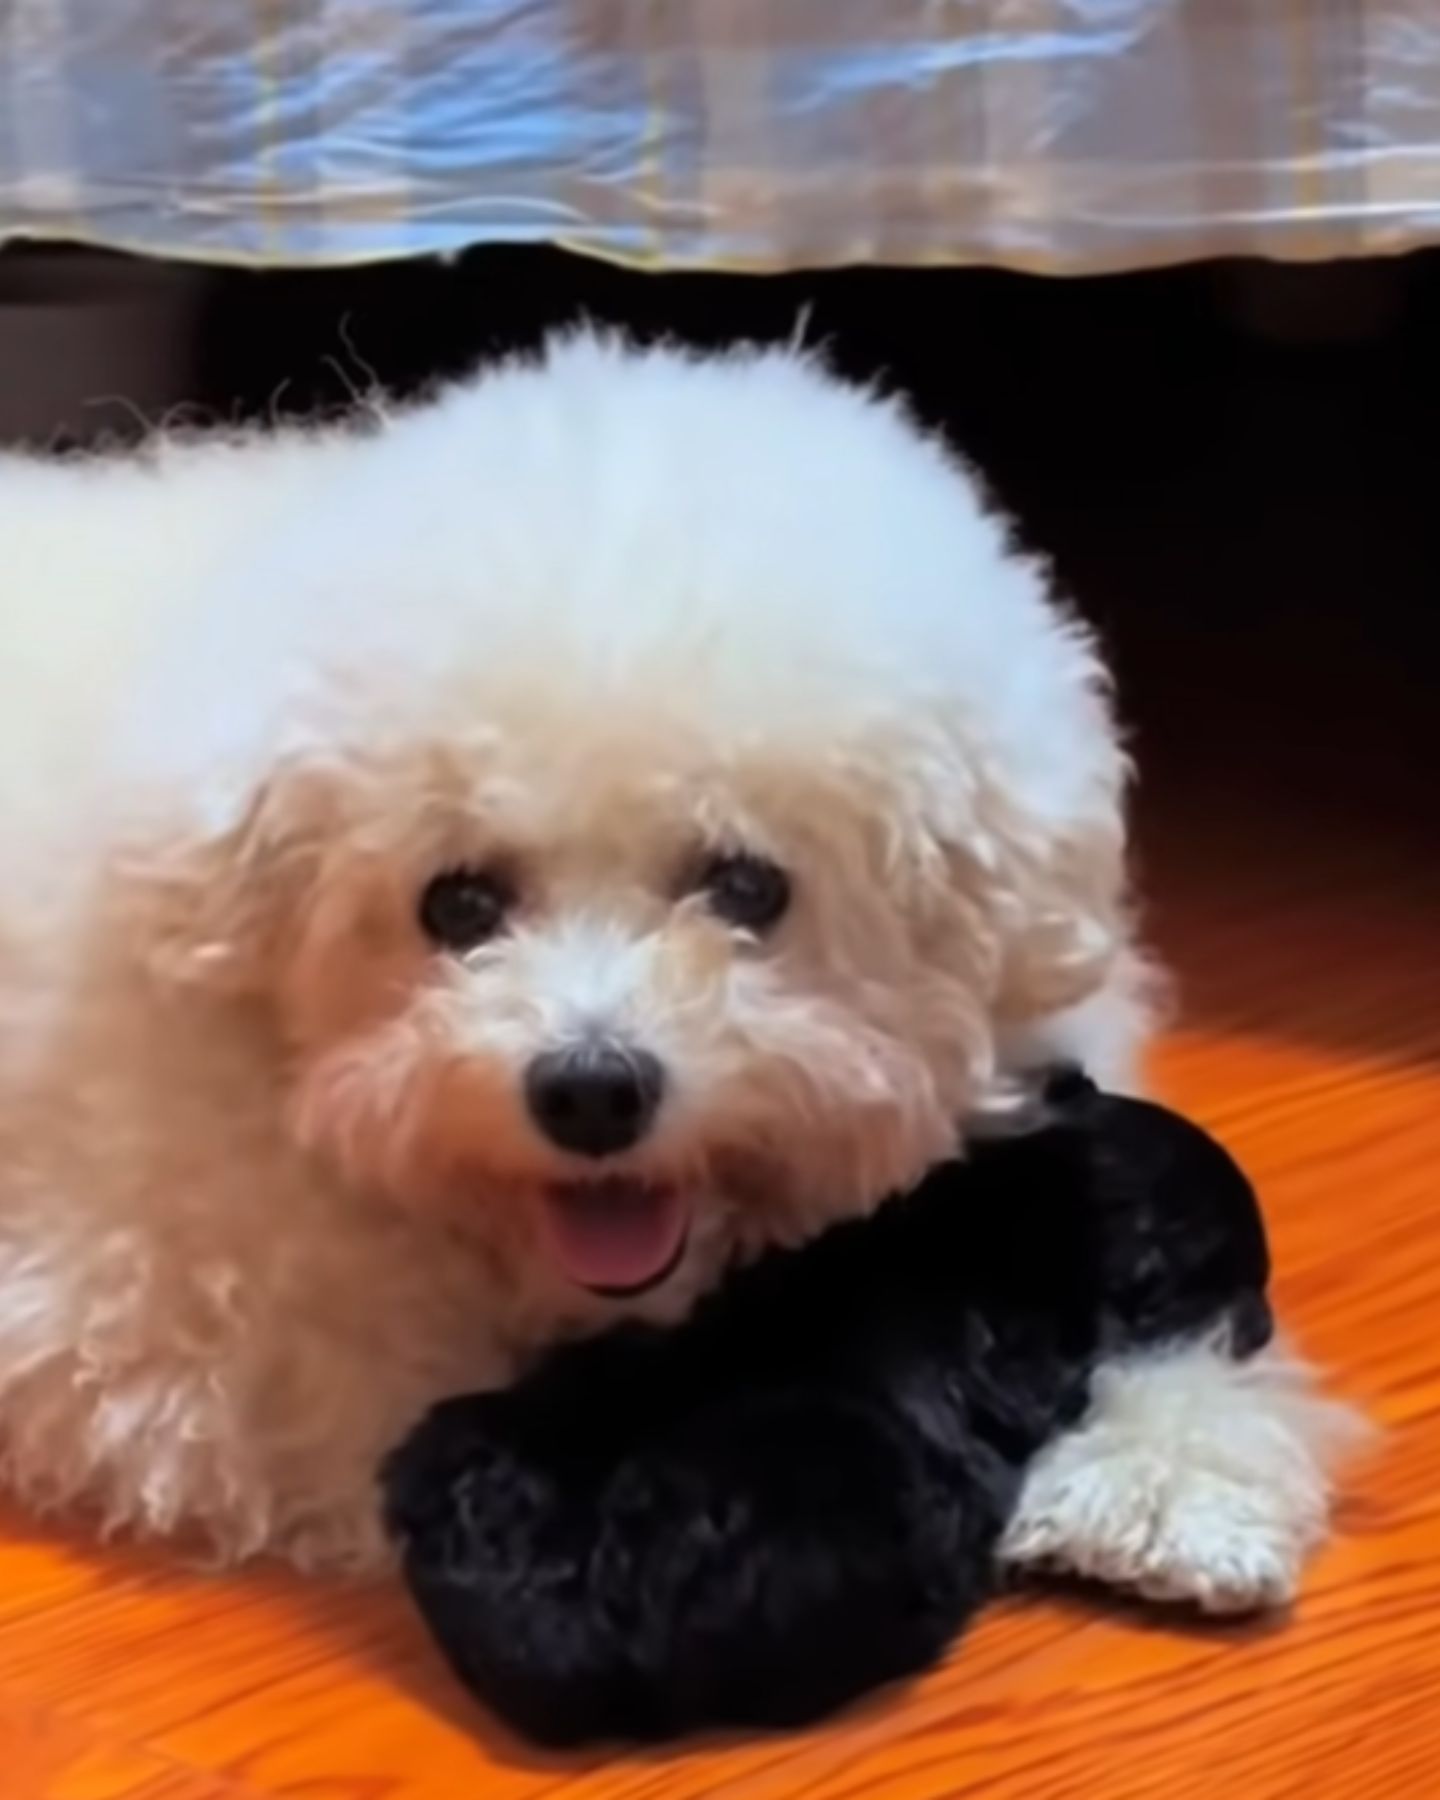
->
[1,683,1436,1799]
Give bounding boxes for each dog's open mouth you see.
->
[541,1178,690,1297]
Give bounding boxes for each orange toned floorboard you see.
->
[2,661,1437,1800]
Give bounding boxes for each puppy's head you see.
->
[121,340,1129,1309]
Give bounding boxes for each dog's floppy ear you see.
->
[975,793,1129,1022]
[931,748,1129,1028]
[126,758,338,996]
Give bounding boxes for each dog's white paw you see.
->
[1000,1434,1303,1615]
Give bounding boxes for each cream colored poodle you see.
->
[0,338,1352,1599]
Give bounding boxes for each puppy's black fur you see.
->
[383,1073,1271,1747]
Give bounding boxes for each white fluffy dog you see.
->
[0,338,1350,1599]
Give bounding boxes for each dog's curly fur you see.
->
[0,337,1353,1593]
[383,1074,1275,1746]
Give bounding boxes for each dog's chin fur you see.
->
[0,336,1147,1569]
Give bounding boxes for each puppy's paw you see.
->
[1000,1434,1303,1615]
[1131,1473,1302,1613]
[1004,1338,1368,1615]
[278,1493,395,1575]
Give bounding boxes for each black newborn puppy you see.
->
[383,1073,1270,1747]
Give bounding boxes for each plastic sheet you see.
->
[3,2,1438,272]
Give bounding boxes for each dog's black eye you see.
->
[698,853,791,932]
[419,868,514,951]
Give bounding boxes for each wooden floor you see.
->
[3,603,1438,1799]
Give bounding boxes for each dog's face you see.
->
[166,697,1009,1306]
[137,655,1121,1312]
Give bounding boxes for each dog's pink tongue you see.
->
[542,1180,688,1293]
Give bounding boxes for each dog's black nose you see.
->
[525,1044,665,1158]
